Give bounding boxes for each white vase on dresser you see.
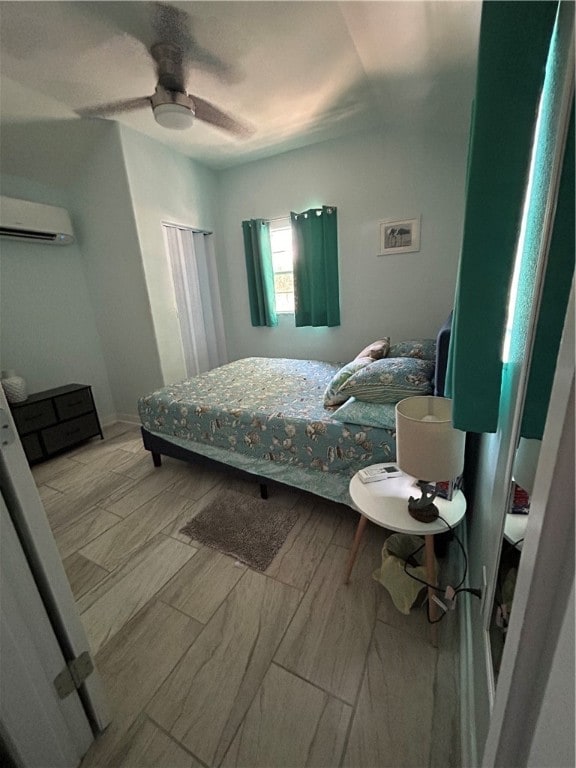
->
[1,370,28,403]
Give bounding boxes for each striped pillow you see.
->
[323,357,373,407]
[388,339,437,361]
[338,357,434,404]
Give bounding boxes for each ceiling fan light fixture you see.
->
[153,102,194,130]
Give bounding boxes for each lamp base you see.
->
[408,481,440,523]
[408,498,439,523]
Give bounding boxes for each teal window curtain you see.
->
[445,1,559,433]
[291,206,340,327]
[242,219,278,327]
[520,70,574,438]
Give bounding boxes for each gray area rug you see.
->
[179,489,300,571]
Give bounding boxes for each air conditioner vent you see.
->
[0,227,59,242]
[0,196,74,245]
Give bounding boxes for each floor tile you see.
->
[62,552,110,599]
[274,537,381,704]
[376,583,430,638]
[147,569,301,767]
[88,715,202,768]
[79,535,196,653]
[331,503,363,548]
[96,599,202,724]
[158,547,247,623]
[31,455,81,486]
[221,663,352,768]
[111,451,161,480]
[43,494,104,534]
[259,481,308,509]
[35,429,460,768]
[68,430,138,464]
[74,448,137,474]
[102,421,139,440]
[167,463,225,501]
[265,496,338,590]
[54,508,122,560]
[100,470,182,518]
[81,599,202,768]
[106,429,145,454]
[46,463,134,505]
[429,540,463,768]
[161,483,231,546]
[37,484,62,503]
[343,622,437,768]
[79,492,192,571]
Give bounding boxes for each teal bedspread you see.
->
[138,358,396,503]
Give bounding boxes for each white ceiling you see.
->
[0,1,482,170]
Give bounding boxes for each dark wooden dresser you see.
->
[10,384,104,464]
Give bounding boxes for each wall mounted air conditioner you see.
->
[0,196,75,245]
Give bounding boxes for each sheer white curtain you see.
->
[163,224,227,378]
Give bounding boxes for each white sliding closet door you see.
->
[164,224,227,377]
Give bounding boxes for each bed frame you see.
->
[140,314,453,501]
[141,426,271,499]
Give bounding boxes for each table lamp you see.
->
[395,396,466,523]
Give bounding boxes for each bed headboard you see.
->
[434,311,453,397]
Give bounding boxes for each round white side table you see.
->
[346,469,467,645]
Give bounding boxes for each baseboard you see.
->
[459,518,478,768]
[101,413,140,426]
[116,414,141,425]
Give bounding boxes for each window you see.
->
[270,219,294,313]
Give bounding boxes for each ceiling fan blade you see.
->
[152,3,193,56]
[191,94,254,138]
[150,42,186,93]
[152,2,236,83]
[77,96,152,118]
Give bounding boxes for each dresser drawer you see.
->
[54,388,93,421]
[21,433,44,463]
[42,413,100,454]
[12,400,57,434]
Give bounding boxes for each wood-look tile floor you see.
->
[34,423,461,768]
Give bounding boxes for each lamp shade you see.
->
[395,396,465,481]
[513,437,541,495]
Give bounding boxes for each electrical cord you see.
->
[400,514,479,624]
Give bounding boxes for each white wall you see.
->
[217,127,470,363]
[67,122,163,420]
[1,121,220,422]
[119,126,219,385]
[0,174,115,420]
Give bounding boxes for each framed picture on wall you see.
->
[379,216,421,255]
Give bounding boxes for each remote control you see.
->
[358,464,402,483]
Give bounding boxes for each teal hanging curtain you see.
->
[242,219,278,327]
[291,206,340,327]
[520,79,575,438]
[445,1,559,433]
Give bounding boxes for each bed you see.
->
[138,317,452,506]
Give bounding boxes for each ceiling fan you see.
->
[78,3,252,137]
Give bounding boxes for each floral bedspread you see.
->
[138,358,396,479]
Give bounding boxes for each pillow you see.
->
[331,398,397,429]
[388,339,437,361]
[354,337,390,360]
[323,357,372,407]
[338,357,435,403]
